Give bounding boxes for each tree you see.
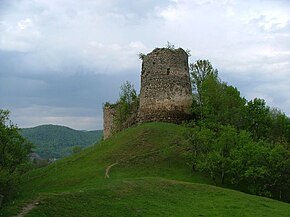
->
[244,98,271,140]
[187,59,290,202]
[202,79,246,128]
[114,81,139,132]
[119,81,137,106]
[268,108,290,143]
[189,60,218,119]
[267,144,290,201]
[0,109,32,200]
[190,60,247,127]
[186,123,239,185]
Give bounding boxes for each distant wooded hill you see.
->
[20,125,103,159]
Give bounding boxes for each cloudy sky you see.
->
[0,0,289,130]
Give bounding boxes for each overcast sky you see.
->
[0,0,289,130]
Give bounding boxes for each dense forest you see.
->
[20,125,103,159]
[185,60,290,202]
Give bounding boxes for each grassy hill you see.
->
[20,125,103,159]
[1,123,289,216]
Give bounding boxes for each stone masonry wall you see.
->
[103,105,116,139]
[103,47,193,139]
[138,48,193,123]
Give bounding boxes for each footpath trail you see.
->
[14,201,39,217]
[105,163,119,178]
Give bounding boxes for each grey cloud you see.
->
[220,69,290,116]
[1,70,140,129]
[1,69,140,107]
[1,0,290,129]
[0,47,141,129]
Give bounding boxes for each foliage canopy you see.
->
[0,109,32,200]
[187,60,290,202]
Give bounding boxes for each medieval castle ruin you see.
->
[103,47,193,139]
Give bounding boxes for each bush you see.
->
[0,110,32,202]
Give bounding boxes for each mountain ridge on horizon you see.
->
[20,124,103,159]
[21,123,102,132]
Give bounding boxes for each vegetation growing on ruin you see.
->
[112,81,139,133]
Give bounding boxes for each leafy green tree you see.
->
[119,81,138,106]
[196,150,220,185]
[230,140,269,194]
[199,73,221,122]
[215,126,239,184]
[190,60,246,127]
[244,98,271,140]
[267,144,290,200]
[187,59,290,202]
[268,108,290,143]
[190,60,218,119]
[202,80,246,128]
[228,139,290,201]
[0,110,32,200]
[187,123,239,185]
[114,81,139,132]
[220,84,246,128]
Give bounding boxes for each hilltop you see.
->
[20,124,103,159]
[1,122,289,217]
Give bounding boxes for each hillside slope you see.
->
[2,123,289,217]
[20,125,103,159]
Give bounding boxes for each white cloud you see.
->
[0,0,164,73]
[17,18,32,30]
[0,17,40,52]
[154,0,290,116]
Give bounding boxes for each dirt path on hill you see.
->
[14,200,39,217]
[105,162,119,178]
[104,147,174,178]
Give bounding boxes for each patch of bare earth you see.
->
[105,163,119,178]
[14,201,39,217]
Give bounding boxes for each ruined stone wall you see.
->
[103,47,193,139]
[103,105,116,139]
[138,48,193,123]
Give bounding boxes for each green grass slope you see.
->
[20,124,103,159]
[1,123,290,217]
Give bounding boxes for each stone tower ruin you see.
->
[138,48,192,123]
[103,47,193,139]
[103,104,116,139]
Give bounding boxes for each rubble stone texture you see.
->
[103,105,116,139]
[103,47,193,139]
[138,48,192,123]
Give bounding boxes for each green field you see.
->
[1,122,290,217]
